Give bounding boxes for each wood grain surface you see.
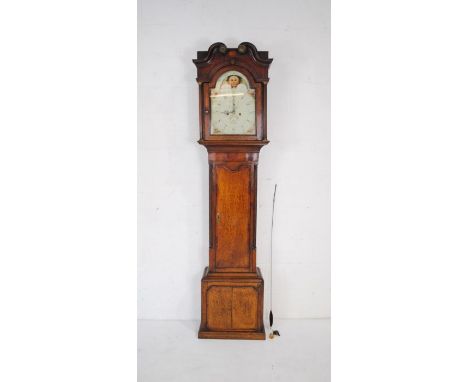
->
[194,43,272,340]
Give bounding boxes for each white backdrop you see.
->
[138,0,330,320]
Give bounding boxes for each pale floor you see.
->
[138,319,330,382]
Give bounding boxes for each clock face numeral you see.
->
[210,70,256,135]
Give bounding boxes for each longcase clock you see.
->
[194,42,272,340]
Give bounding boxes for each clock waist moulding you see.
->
[193,42,273,340]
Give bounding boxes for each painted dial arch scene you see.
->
[210,70,256,135]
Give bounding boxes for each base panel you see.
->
[199,266,265,340]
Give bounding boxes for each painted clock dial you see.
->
[210,70,256,135]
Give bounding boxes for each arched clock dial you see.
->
[210,70,256,135]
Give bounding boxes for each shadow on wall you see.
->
[181,41,211,320]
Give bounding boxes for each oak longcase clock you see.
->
[193,42,272,340]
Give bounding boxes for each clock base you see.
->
[198,327,265,340]
[198,267,266,340]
